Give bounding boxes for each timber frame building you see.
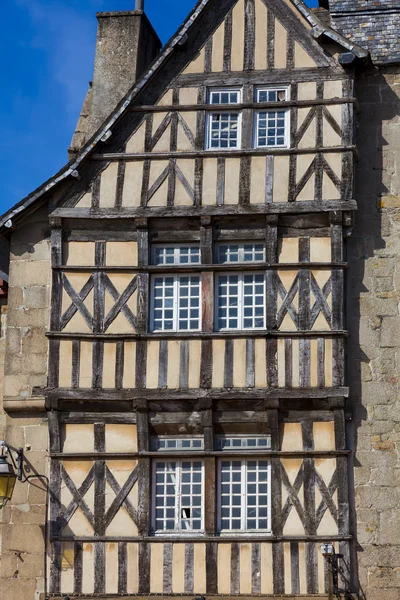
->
[1,1,400,599]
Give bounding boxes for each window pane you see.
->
[217,274,239,330]
[154,462,177,531]
[216,243,265,264]
[209,89,240,105]
[153,245,200,265]
[219,461,243,530]
[245,460,270,530]
[178,276,200,331]
[208,112,239,149]
[242,274,266,329]
[152,277,175,331]
[256,109,287,148]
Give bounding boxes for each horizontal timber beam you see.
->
[51,450,350,459]
[46,330,348,340]
[91,145,355,161]
[176,67,349,86]
[50,534,351,543]
[127,97,357,113]
[50,200,358,220]
[54,262,348,273]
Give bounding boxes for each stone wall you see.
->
[348,66,400,599]
[0,205,50,600]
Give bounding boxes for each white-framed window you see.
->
[218,458,271,533]
[206,88,242,150]
[150,275,201,332]
[152,245,200,266]
[254,86,290,148]
[153,460,204,533]
[216,243,266,264]
[216,435,272,451]
[215,273,266,330]
[151,436,204,451]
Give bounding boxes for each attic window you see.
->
[206,88,242,150]
[254,87,290,148]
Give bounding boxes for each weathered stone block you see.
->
[0,576,37,600]
[25,424,48,452]
[23,286,49,310]
[2,524,44,553]
[9,260,50,287]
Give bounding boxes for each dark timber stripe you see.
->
[300,338,310,387]
[115,161,126,208]
[92,340,104,389]
[244,0,255,71]
[50,541,62,593]
[286,34,295,69]
[118,542,128,594]
[200,339,213,388]
[223,10,233,72]
[180,340,189,389]
[288,83,298,202]
[246,338,255,388]
[265,155,274,203]
[163,543,173,593]
[138,542,150,593]
[290,542,300,594]
[94,543,106,593]
[230,542,240,594]
[317,337,325,387]
[91,175,101,209]
[206,542,218,594]
[216,157,225,205]
[332,338,344,386]
[273,543,285,594]
[239,156,251,204]
[115,341,124,389]
[135,340,147,389]
[94,425,106,594]
[167,158,176,207]
[74,541,83,594]
[305,542,318,593]
[252,543,261,593]
[184,543,194,593]
[267,10,275,68]
[285,338,292,387]
[267,338,278,387]
[158,340,168,388]
[72,340,80,388]
[224,339,234,388]
[315,81,324,201]
[204,37,213,74]
[194,157,203,206]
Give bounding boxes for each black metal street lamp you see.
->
[0,441,24,509]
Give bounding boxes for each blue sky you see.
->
[0,0,318,214]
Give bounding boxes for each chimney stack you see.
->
[69,5,161,158]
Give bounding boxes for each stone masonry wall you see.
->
[0,205,51,600]
[348,66,400,599]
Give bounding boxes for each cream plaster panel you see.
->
[76,191,92,208]
[279,238,299,263]
[105,543,119,594]
[167,340,181,389]
[157,89,173,106]
[172,544,185,592]
[99,162,118,208]
[313,421,335,451]
[63,426,94,453]
[182,47,205,75]
[294,42,317,68]
[106,505,138,536]
[60,543,75,591]
[298,117,316,149]
[64,242,95,266]
[317,542,326,592]
[240,543,252,594]
[323,172,339,200]
[177,113,196,151]
[231,0,245,72]
[260,543,273,593]
[211,21,225,73]
[310,237,331,262]
[325,152,342,180]
[126,120,146,153]
[312,310,330,331]
[61,273,93,333]
[254,338,267,387]
[67,507,94,537]
[80,341,93,388]
[59,341,73,388]
[218,543,231,594]
[82,544,95,594]
[106,424,137,453]
[175,159,195,205]
[202,158,218,205]
[122,162,143,207]
[102,343,117,388]
[323,118,342,147]
[315,457,336,484]
[310,338,318,386]
[233,338,246,387]
[283,499,305,535]
[274,20,287,69]
[123,342,136,388]
[106,242,138,267]
[150,543,164,592]
[147,341,160,388]
[324,80,343,99]
[212,339,225,388]
[179,87,198,106]
[224,158,241,204]
[194,543,206,593]
[273,156,289,202]
[299,542,307,593]
[324,338,333,386]
[152,113,171,153]
[284,542,291,594]
[188,340,201,388]
[298,82,316,101]
[250,156,267,204]
[254,1,268,71]
[148,177,169,207]
[296,155,315,201]
[281,423,302,451]
[292,339,300,387]
[127,543,139,593]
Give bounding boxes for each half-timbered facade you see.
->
[0,0,377,598]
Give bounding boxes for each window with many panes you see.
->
[217,436,271,533]
[254,87,289,148]
[215,243,266,331]
[150,245,201,332]
[206,88,242,150]
[152,437,204,534]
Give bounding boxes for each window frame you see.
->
[217,457,272,535]
[215,271,267,331]
[151,244,201,266]
[152,458,205,535]
[215,242,266,265]
[150,274,202,333]
[254,86,291,149]
[206,87,243,151]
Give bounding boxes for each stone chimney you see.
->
[69,3,161,159]
[321,0,400,64]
